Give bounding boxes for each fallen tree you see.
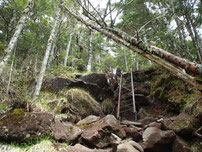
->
[64,6,202,91]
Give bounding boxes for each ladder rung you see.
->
[120,103,133,108]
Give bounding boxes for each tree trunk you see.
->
[123,48,129,71]
[64,6,202,91]
[87,30,93,72]
[64,27,75,66]
[0,0,34,75]
[34,2,63,97]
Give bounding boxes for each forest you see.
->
[0,0,201,152]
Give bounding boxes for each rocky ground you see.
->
[0,67,201,152]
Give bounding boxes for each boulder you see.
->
[81,115,126,148]
[77,115,100,126]
[43,73,115,102]
[172,136,191,152]
[123,127,142,141]
[117,142,139,152]
[138,117,157,126]
[48,89,103,119]
[27,140,57,152]
[52,121,82,142]
[148,122,162,129]
[0,109,53,142]
[60,144,112,152]
[121,120,142,127]
[137,108,149,119]
[142,127,176,152]
[162,113,199,139]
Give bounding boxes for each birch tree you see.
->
[64,27,75,66]
[0,0,34,75]
[64,5,202,91]
[34,1,63,97]
[87,30,93,72]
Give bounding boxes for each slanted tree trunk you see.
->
[6,48,16,94]
[87,30,93,72]
[64,27,75,66]
[0,0,34,75]
[34,2,63,97]
[64,6,202,91]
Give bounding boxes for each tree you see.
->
[34,1,63,97]
[87,30,93,72]
[64,1,202,91]
[0,0,34,75]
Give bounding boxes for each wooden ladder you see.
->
[116,71,137,120]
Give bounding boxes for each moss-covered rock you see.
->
[0,110,54,143]
[48,89,102,119]
[162,113,199,139]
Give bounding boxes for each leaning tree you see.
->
[64,0,202,91]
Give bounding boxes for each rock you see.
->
[148,122,161,129]
[172,136,191,152]
[77,115,100,126]
[60,144,112,152]
[137,108,149,119]
[185,96,202,124]
[138,117,157,126]
[0,110,53,142]
[123,127,142,141]
[43,73,114,102]
[121,120,142,127]
[128,140,144,152]
[27,140,57,152]
[81,115,126,148]
[30,102,49,112]
[49,89,103,119]
[162,113,199,139]
[143,127,176,152]
[52,121,82,142]
[117,142,139,152]
[0,143,23,152]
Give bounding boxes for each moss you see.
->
[13,108,26,115]
[0,102,8,112]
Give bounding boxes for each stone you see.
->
[0,110,53,142]
[27,140,57,152]
[128,140,144,152]
[121,120,142,127]
[52,121,82,142]
[117,142,139,152]
[148,122,161,129]
[172,136,191,152]
[77,115,100,126]
[60,144,112,152]
[162,113,199,139]
[137,108,149,119]
[143,127,176,152]
[138,117,157,126]
[123,127,142,141]
[81,115,126,148]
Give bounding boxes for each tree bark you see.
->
[64,27,75,66]
[64,6,202,91]
[0,0,34,75]
[34,2,63,97]
[87,30,93,72]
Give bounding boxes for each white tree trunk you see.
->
[64,27,75,66]
[123,48,129,71]
[34,3,62,97]
[87,31,93,72]
[6,49,16,94]
[0,0,34,75]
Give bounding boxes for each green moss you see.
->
[13,108,26,115]
[0,102,8,112]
